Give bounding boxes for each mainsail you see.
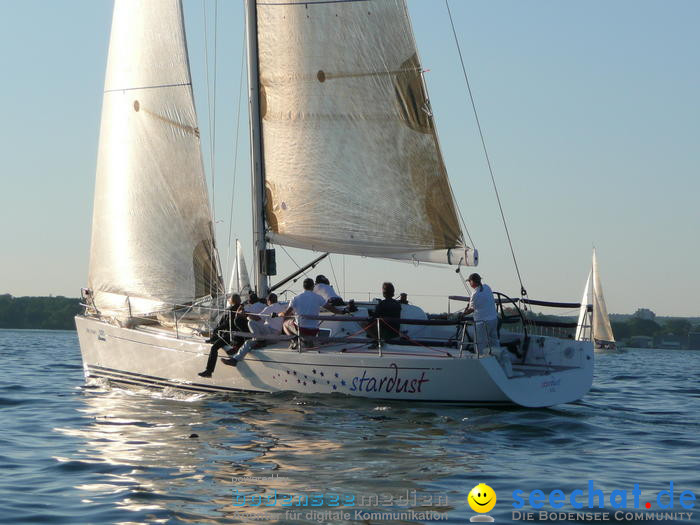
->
[88,0,222,315]
[255,0,476,266]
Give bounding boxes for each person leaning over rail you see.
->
[279,278,344,348]
[221,293,286,367]
[365,282,402,345]
[313,274,345,306]
[198,294,242,378]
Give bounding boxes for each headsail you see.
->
[575,271,592,341]
[255,0,476,266]
[88,0,222,315]
[591,249,615,345]
[227,240,252,296]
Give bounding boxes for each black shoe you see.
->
[220,357,238,367]
[198,370,212,378]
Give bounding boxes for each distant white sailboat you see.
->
[576,249,616,350]
[76,0,593,407]
[227,240,251,297]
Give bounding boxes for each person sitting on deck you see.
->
[365,282,402,344]
[229,292,266,347]
[313,275,345,306]
[221,293,286,367]
[280,278,343,347]
[198,294,242,378]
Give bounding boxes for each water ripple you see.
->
[1,330,699,523]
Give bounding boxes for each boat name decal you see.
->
[349,363,429,394]
[540,378,561,391]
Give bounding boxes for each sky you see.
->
[1,0,698,316]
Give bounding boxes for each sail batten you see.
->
[88,0,222,315]
[256,0,474,265]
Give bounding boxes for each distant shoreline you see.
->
[1,295,698,348]
[0,294,81,331]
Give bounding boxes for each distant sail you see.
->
[591,249,615,345]
[88,0,222,315]
[227,240,252,296]
[575,271,592,341]
[575,249,615,346]
[256,0,476,266]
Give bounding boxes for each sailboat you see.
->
[76,0,593,407]
[575,249,617,350]
[227,240,251,297]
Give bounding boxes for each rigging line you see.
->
[226,20,246,280]
[202,0,216,298]
[278,245,314,282]
[328,255,340,291]
[211,0,219,207]
[279,244,302,271]
[445,0,527,297]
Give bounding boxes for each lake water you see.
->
[1,329,698,524]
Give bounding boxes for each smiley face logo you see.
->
[468,483,496,513]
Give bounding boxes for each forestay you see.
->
[256,0,476,266]
[88,0,222,315]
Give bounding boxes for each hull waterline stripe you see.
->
[87,365,257,393]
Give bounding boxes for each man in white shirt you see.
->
[248,293,286,337]
[462,273,500,355]
[282,278,343,346]
[222,293,286,367]
[313,275,344,306]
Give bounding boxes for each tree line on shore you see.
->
[611,317,698,340]
[1,294,699,342]
[0,294,82,330]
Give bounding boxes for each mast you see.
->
[245,0,269,297]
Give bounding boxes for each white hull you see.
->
[76,316,593,407]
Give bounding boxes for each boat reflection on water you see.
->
[54,380,492,521]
